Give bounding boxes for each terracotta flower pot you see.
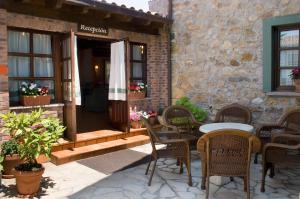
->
[294,79,300,93]
[20,95,51,106]
[131,121,142,129]
[2,154,22,179]
[13,167,45,196]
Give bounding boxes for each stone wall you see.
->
[148,0,169,17]
[169,0,300,123]
[0,11,169,133]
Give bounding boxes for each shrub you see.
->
[1,139,19,156]
[175,96,207,122]
[0,109,65,170]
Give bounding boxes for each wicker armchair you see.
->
[255,108,300,163]
[215,103,252,124]
[142,117,192,186]
[161,105,203,148]
[261,133,300,192]
[197,130,261,199]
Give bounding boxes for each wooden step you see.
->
[51,128,148,152]
[50,135,150,165]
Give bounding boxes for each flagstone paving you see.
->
[0,144,299,199]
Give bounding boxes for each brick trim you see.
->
[0,64,8,75]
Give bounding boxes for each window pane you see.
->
[35,80,55,99]
[34,57,54,77]
[8,80,21,103]
[280,50,298,67]
[132,63,143,79]
[33,34,52,54]
[280,30,299,48]
[132,45,144,60]
[63,38,70,58]
[63,82,72,101]
[63,60,72,80]
[8,31,30,53]
[8,56,30,77]
[280,69,293,86]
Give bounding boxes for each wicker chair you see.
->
[255,108,300,163]
[261,133,300,192]
[161,105,203,148]
[215,103,252,124]
[197,129,261,199]
[142,117,192,186]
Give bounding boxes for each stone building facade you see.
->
[0,6,169,141]
[148,0,169,17]
[152,0,300,123]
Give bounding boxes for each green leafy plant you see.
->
[0,109,65,171]
[0,154,3,172]
[175,96,207,122]
[1,139,19,156]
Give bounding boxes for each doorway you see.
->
[76,38,113,133]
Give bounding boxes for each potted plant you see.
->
[130,109,142,129]
[0,154,3,186]
[290,67,300,92]
[0,109,65,196]
[20,82,51,106]
[1,139,21,179]
[128,82,147,100]
[175,96,207,122]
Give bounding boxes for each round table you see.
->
[199,122,254,133]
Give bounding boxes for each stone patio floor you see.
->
[0,144,299,199]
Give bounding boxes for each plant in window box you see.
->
[142,110,157,125]
[128,82,147,100]
[0,109,65,196]
[20,82,51,106]
[290,67,300,92]
[1,139,22,179]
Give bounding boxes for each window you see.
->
[7,29,55,105]
[130,43,147,83]
[274,27,300,90]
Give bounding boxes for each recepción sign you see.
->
[78,24,109,35]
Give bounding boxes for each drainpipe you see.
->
[167,0,173,106]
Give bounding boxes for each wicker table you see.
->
[199,122,254,133]
[198,122,254,188]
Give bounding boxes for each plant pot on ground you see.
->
[294,79,300,93]
[0,109,65,196]
[1,139,21,179]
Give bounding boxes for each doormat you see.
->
[76,149,150,175]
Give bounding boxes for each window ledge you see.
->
[266,92,300,97]
[128,97,152,102]
[10,103,64,110]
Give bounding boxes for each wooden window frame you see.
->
[273,25,300,91]
[7,27,62,105]
[130,42,147,84]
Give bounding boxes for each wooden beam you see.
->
[6,2,161,35]
[103,13,111,19]
[45,0,65,9]
[81,7,89,14]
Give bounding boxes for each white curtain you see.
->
[33,34,52,54]
[8,30,29,53]
[74,36,81,105]
[109,41,126,101]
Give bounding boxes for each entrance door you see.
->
[62,31,77,141]
[109,40,130,132]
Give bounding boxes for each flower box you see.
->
[294,79,300,93]
[128,92,146,100]
[20,95,51,106]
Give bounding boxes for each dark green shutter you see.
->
[263,13,300,92]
